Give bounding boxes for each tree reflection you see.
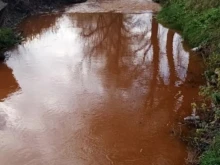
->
[68,12,196,113]
[166,29,176,85]
[11,11,197,113]
[0,12,204,165]
[21,13,62,40]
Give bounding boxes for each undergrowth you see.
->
[0,28,19,52]
[157,0,220,164]
[200,136,220,165]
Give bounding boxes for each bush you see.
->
[0,28,19,51]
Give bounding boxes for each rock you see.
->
[192,45,202,52]
[184,115,200,121]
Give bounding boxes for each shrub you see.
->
[0,28,19,51]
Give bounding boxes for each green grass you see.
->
[200,136,220,165]
[157,0,220,164]
[157,1,220,49]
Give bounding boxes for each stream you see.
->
[0,0,204,165]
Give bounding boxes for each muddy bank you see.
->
[1,0,87,27]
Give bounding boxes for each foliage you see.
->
[200,136,220,165]
[158,1,220,49]
[0,28,19,51]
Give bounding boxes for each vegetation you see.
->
[0,28,19,52]
[157,0,220,164]
[200,136,220,165]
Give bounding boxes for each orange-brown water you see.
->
[0,1,204,165]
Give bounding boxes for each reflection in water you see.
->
[0,13,203,165]
[21,14,62,40]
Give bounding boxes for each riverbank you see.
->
[156,0,220,164]
[0,0,86,60]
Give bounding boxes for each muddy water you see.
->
[0,1,203,165]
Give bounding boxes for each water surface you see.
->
[0,1,203,165]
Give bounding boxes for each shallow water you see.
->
[0,1,203,165]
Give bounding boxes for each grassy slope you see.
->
[157,0,220,164]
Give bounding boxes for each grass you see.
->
[157,0,220,164]
[157,1,220,49]
[200,136,220,165]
